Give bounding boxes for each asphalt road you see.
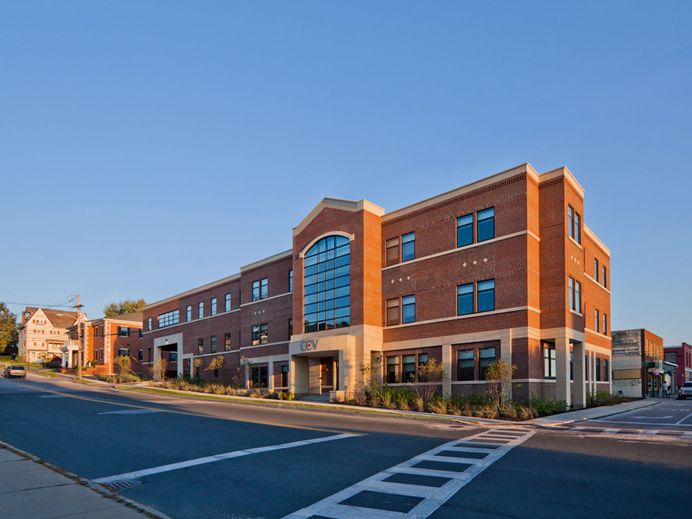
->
[1,374,690,518]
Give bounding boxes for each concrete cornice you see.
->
[144,274,241,311]
[240,250,293,273]
[538,166,585,198]
[293,198,385,236]
[583,225,611,257]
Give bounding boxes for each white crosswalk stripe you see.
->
[282,428,535,519]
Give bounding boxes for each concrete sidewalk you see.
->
[0,444,157,518]
[529,399,659,426]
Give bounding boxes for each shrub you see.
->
[485,360,517,412]
[428,398,449,414]
[529,398,568,416]
[114,355,132,384]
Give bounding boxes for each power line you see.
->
[1,301,76,309]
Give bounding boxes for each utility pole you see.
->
[74,294,84,380]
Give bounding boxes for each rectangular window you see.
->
[386,356,400,384]
[147,317,152,331]
[402,295,416,324]
[198,301,204,319]
[568,277,574,311]
[186,305,192,322]
[457,214,473,247]
[403,354,416,382]
[477,279,495,312]
[158,310,180,328]
[210,335,217,353]
[386,298,400,326]
[604,359,610,381]
[288,318,293,337]
[211,297,217,316]
[138,328,143,338]
[603,313,608,335]
[544,345,557,379]
[281,364,289,387]
[252,278,269,301]
[574,212,581,244]
[602,266,607,288]
[138,349,143,362]
[594,259,599,281]
[478,347,496,380]
[457,350,475,381]
[457,283,474,315]
[225,293,231,312]
[385,238,400,266]
[575,280,582,313]
[197,338,204,355]
[224,333,231,351]
[401,232,415,262]
[251,323,268,345]
[594,309,600,333]
[289,270,293,292]
[118,326,130,337]
[596,357,602,382]
[568,205,575,240]
[477,207,495,242]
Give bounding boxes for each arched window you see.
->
[303,235,351,332]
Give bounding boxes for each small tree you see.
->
[205,355,225,378]
[114,355,132,383]
[193,358,203,382]
[415,358,444,409]
[486,359,517,412]
[151,357,169,382]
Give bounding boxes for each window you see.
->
[457,350,474,381]
[386,356,400,384]
[198,301,204,319]
[402,232,415,262]
[604,359,610,381]
[594,259,599,281]
[568,205,574,240]
[210,335,217,353]
[544,345,557,379]
[602,266,607,288]
[252,323,268,345]
[186,305,192,322]
[281,364,289,387]
[575,280,582,313]
[568,277,574,310]
[594,309,600,333]
[568,277,581,313]
[575,212,581,243]
[252,278,268,301]
[403,355,417,382]
[197,338,204,355]
[138,328,143,338]
[225,293,231,312]
[289,270,293,292]
[250,366,268,388]
[477,279,495,312]
[457,214,473,247]
[158,310,180,328]
[169,351,178,362]
[596,357,602,382]
[457,283,474,315]
[478,348,496,379]
[385,237,400,266]
[603,313,608,335]
[386,298,400,326]
[118,348,129,357]
[402,295,416,323]
[288,318,293,337]
[303,235,351,332]
[211,297,217,316]
[477,207,495,242]
[224,333,231,351]
[147,317,152,331]
[138,349,143,362]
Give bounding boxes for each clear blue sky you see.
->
[1,1,690,343]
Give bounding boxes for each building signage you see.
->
[298,339,318,352]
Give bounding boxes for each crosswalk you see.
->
[282,427,534,519]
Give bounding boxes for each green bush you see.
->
[529,398,568,416]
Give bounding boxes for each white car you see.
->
[678,381,692,400]
[3,365,27,379]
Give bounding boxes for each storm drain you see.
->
[102,479,142,491]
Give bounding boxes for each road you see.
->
[1,374,690,518]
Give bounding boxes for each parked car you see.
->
[678,381,692,400]
[3,365,27,379]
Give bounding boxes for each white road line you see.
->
[94,433,359,484]
[675,412,692,425]
[604,428,621,434]
[39,394,65,398]
[282,428,534,519]
[97,409,163,415]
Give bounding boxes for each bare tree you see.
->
[486,359,517,411]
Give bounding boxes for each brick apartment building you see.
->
[665,342,692,390]
[66,312,144,374]
[611,329,664,398]
[143,163,612,408]
[18,307,78,364]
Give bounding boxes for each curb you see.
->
[0,440,170,519]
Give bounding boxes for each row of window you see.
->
[593,309,608,335]
[385,207,496,266]
[385,279,496,326]
[196,333,234,355]
[385,353,429,383]
[544,345,610,381]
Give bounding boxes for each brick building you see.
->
[18,307,78,364]
[611,329,664,398]
[144,163,611,407]
[665,342,692,390]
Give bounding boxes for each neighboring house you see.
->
[67,312,144,374]
[18,307,78,364]
[143,163,611,407]
[664,342,692,390]
[612,329,664,398]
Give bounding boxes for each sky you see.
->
[1,1,691,343]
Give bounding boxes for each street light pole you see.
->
[74,294,84,380]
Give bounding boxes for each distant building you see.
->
[664,342,692,390]
[67,312,144,374]
[18,307,78,364]
[611,329,664,398]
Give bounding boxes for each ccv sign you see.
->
[299,339,318,352]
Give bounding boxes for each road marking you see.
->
[282,428,534,519]
[675,412,692,425]
[98,409,162,415]
[39,394,66,398]
[93,433,359,484]
[604,428,621,434]
[593,419,692,427]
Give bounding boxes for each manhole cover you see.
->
[103,479,142,491]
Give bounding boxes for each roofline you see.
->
[583,225,611,257]
[293,198,385,236]
[240,249,293,272]
[538,166,585,197]
[144,273,241,310]
[382,163,539,222]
